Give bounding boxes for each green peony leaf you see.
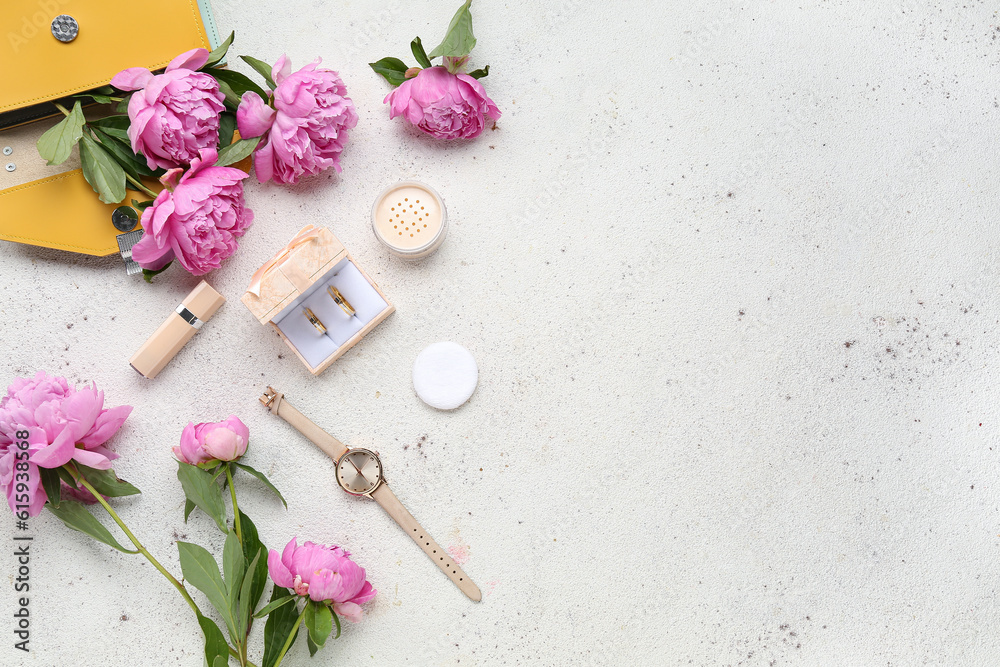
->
[237,548,260,637]
[55,466,77,489]
[411,37,433,68]
[369,57,409,87]
[223,528,245,601]
[36,100,85,165]
[215,137,259,167]
[307,632,320,657]
[262,587,299,667]
[176,461,227,532]
[205,68,269,103]
[468,65,490,79]
[38,467,62,508]
[218,111,237,148]
[177,541,237,639]
[89,115,132,143]
[196,612,230,667]
[79,133,127,204]
[428,0,477,60]
[233,462,287,508]
[253,594,294,619]
[204,31,235,68]
[76,465,141,497]
[304,600,333,650]
[89,127,154,181]
[238,511,269,611]
[240,55,276,89]
[215,78,242,110]
[142,263,172,284]
[45,501,137,553]
[73,90,122,105]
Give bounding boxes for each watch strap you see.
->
[260,387,481,602]
[371,482,481,602]
[260,387,348,462]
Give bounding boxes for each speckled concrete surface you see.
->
[2,1,999,665]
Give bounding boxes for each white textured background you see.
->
[3,1,1000,665]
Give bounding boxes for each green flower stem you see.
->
[53,102,71,117]
[226,464,243,544]
[222,465,247,667]
[229,640,254,667]
[272,606,307,667]
[124,172,157,199]
[228,645,259,667]
[74,468,253,666]
[75,473,201,618]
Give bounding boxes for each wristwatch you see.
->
[259,387,481,601]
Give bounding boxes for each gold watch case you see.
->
[335,448,384,496]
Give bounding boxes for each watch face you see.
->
[336,449,383,495]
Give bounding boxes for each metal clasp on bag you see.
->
[116,230,144,276]
[50,15,79,43]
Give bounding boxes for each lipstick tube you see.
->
[130,281,225,379]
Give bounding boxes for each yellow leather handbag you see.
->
[0,0,218,256]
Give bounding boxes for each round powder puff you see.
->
[412,342,478,410]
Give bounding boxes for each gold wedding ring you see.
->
[327,286,356,317]
[303,307,327,335]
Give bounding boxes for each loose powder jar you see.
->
[372,181,448,260]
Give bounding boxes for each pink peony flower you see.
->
[236,55,358,184]
[173,416,250,466]
[112,48,226,171]
[267,538,376,622]
[131,147,254,276]
[0,372,132,516]
[0,429,46,518]
[384,66,501,140]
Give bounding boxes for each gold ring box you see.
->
[241,225,394,375]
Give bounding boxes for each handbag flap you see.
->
[0,170,145,256]
[0,113,149,257]
[1,0,213,115]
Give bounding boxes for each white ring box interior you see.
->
[241,226,394,375]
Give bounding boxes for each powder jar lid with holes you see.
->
[371,181,448,260]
